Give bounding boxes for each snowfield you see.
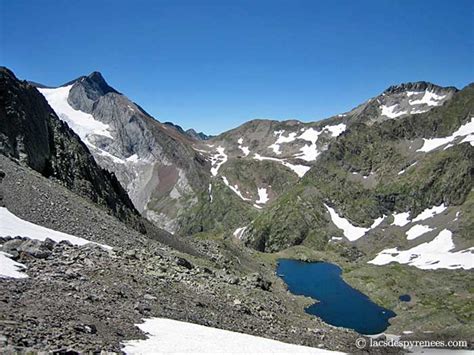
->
[0,207,110,278]
[122,318,345,354]
[253,153,311,177]
[324,204,384,241]
[38,85,113,142]
[380,104,407,118]
[391,212,411,227]
[210,146,228,176]
[369,229,474,270]
[0,251,28,279]
[406,225,434,240]
[238,137,250,156]
[408,90,446,106]
[268,130,297,155]
[417,117,474,152]
[256,187,269,204]
[412,204,447,222]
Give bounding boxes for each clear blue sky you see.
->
[1,0,472,135]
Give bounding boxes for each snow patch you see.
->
[324,204,384,241]
[268,130,297,155]
[412,204,447,222]
[255,188,269,204]
[417,118,474,152]
[406,225,434,240]
[380,104,407,118]
[233,226,248,239]
[369,229,474,270]
[0,207,110,249]
[210,146,228,176]
[0,251,28,279]
[253,154,310,177]
[38,86,113,143]
[237,137,250,156]
[408,90,446,106]
[391,212,411,227]
[296,124,346,162]
[222,177,251,201]
[122,318,345,354]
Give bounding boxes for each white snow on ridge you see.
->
[210,146,228,176]
[122,318,345,354]
[38,86,113,143]
[253,154,311,177]
[268,130,297,155]
[369,229,474,270]
[222,176,251,201]
[255,188,269,204]
[324,204,385,241]
[412,204,447,222]
[406,225,434,240]
[408,90,446,106]
[380,104,407,118]
[0,252,28,279]
[417,117,474,152]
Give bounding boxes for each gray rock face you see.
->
[40,71,210,233]
[0,67,140,227]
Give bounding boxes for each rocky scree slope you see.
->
[0,155,364,354]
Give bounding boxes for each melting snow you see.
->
[208,183,213,202]
[412,204,447,222]
[233,226,248,239]
[222,177,251,201]
[398,161,417,175]
[417,118,474,152]
[253,154,311,177]
[324,204,384,241]
[391,212,411,227]
[122,318,345,354]
[406,225,434,240]
[0,207,109,248]
[380,104,407,118]
[408,90,446,106]
[0,251,28,279]
[210,146,228,176]
[0,207,110,278]
[296,124,347,162]
[268,130,297,154]
[369,229,474,270]
[38,86,113,143]
[255,188,269,204]
[237,137,250,156]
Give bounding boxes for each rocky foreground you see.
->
[0,235,363,353]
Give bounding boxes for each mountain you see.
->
[163,122,213,140]
[1,66,473,349]
[0,67,138,226]
[0,68,359,353]
[37,72,210,233]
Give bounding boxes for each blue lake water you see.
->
[399,294,411,302]
[276,259,396,335]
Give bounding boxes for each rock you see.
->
[18,239,52,259]
[245,273,272,291]
[175,256,193,270]
[143,293,157,301]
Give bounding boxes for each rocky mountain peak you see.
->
[383,81,457,95]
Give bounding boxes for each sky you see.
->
[1,0,473,135]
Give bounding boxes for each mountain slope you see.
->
[242,83,473,254]
[37,72,210,233]
[0,67,139,226]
